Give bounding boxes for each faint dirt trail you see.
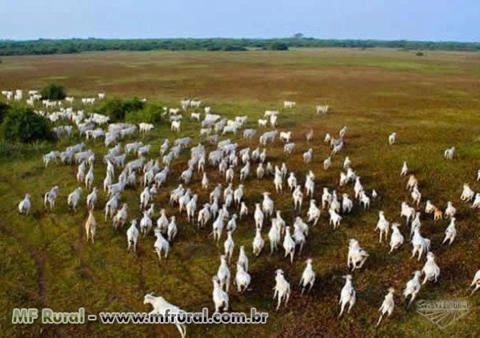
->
[0,223,64,337]
[1,180,49,307]
[0,180,67,337]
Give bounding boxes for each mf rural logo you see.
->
[416,299,473,329]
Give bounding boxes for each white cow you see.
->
[143,294,186,338]
[18,194,32,215]
[273,269,291,310]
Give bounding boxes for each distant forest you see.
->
[0,37,479,55]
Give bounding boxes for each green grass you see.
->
[1,49,480,337]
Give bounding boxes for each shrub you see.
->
[123,97,145,113]
[41,83,67,100]
[0,102,10,124]
[2,107,55,143]
[99,98,125,121]
[416,51,425,56]
[99,97,145,122]
[126,103,164,123]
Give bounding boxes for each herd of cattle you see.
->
[7,89,480,336]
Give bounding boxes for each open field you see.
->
[1,48,480,337]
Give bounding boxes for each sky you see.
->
[0,0,478,42]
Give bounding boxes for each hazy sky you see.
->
[1,0,478,41]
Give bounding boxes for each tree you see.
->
[293,33,304,39]
[269,42,289,51]
[222,45,247,51]
[2,107,55,143]
[41,83,66,100]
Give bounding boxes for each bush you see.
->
[99,98,125,121]
[41,83,66,100]
[99,97,145,122]
[2,107,55,143]
[126,103,164,123]
[123,97,145,113]
[416,51,425,56]
[0,102,10,124]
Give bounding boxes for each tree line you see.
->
[0,38,478,55]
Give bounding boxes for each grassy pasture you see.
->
[1,48,480,337]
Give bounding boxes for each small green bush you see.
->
[99,97,145,122]
[99,98,125,121]
[123,97,145,113]
[126,103,164,124]
[2,107,55,143]
[41,83,67,100]
[0,102,10,124]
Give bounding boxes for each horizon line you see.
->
[1,37,479,44]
